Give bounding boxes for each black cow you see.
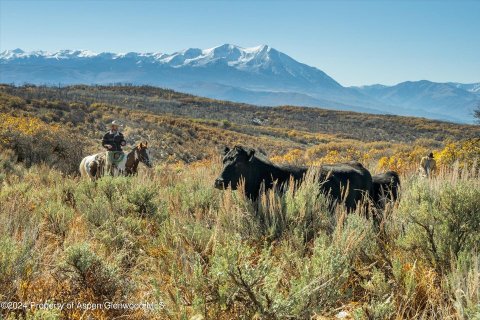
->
[371,171,401,209]
[214,146,373,211]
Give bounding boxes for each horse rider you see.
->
[102,120,126,175]
[420,152,436,178]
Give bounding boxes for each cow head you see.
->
[214,145,256,190]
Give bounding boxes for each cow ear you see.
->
[144,141,148,147]
[223,147,230,155]
[248,149,255,162]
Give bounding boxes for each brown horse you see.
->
[80,142,152,180]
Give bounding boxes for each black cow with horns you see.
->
[214,145,373,211]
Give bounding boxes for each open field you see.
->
[0,84,479,319]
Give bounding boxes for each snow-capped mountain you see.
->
[448,82,480,95]
[1,44,479,123]
[0,44,346,93]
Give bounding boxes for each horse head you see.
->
[135,141,153,168]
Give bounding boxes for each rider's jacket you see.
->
[102,130,126,152]
[420,156,436,176]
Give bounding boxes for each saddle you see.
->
[107,151,125,165]
[92,151,125,178]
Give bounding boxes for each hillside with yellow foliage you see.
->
[0,84,478,175]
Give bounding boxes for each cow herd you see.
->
[80,143,401,217]
[214,145,400,215]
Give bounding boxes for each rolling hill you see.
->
[0,84,478,174]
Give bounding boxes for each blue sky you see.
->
[0,0,478,86]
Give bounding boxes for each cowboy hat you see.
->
[110,120,123,127]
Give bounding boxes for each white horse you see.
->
[80,142,152,180]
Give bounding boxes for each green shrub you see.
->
[96,216,143,268]
[43,202,74,239]
[96,176,131,206]
[398,178,480,272]
[205,232,356,319]
[448,251,480,319]
[0,149,21,179]
[221,120,231,128]
[0,236,34,297]
[208,237,275,318]
[127,185,157,217]
[79,198,112,228]
[0,183,41,247]
[167,176,219,217]
[75,179,97,202]
[59,180,77,209]
[283,234,352,317]
[256,169,332,243]
[62,243,124,298]
[359,268,395,319]
[25,308,62,320]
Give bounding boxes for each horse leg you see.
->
[89,161,98,181]
[79,158,87,178]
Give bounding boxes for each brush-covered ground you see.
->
[0,84,479,319]
[1,84,479,173]
[0,157,479,319]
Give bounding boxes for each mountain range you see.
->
[1,44,478,123]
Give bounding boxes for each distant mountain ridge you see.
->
[448,82,480,95]
[1,44,479,123]
[353,80,480,121]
